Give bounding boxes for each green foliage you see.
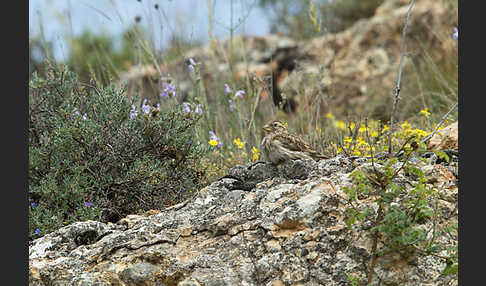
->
[29,66,207,240]
[342,140,457,283]
[67,26,148,85]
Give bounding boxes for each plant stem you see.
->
[387,0,415,156]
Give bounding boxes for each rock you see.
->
[29,156,457,286]
[117,0,456,119]
[427,122,459,151]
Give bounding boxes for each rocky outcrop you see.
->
[29,154,458,286]
[118,0,457,119]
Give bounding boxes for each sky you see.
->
[29,0,271,62]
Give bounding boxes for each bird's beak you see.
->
[262,124,271,132]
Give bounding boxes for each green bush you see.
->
[29,66,207,240]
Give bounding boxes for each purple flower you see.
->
[189,58,196,66]
[224,83,231,95]
[129,105,138,120]
[34,229,40,235]
[234,90,245,99]
[452,26,458,40]
[160,91,169,99]
[228,99,235,112]
[194,104,203,115]
[188,64,195,73]
[183,102,192,114]
[84,202,94,207]
[160,81,177,98]
[141,99,151,114]
[30,202,36,207]
[82,114,87,120]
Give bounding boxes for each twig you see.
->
[420,102,458,144]
[387,0,415,156]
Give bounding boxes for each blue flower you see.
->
[129,105,139,120]
[234,90,245,99]
[228,99,235,112]
[141,99,151,114]
[194,104,203,115]
[34,229,40,235]
[189,58,196,66]
[224,83,231,95]
[188,64,195,73]
[452,26,458,40]
[84,202,94,207]
[183,102,192,114]
[30,202,36,207]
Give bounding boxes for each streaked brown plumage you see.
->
[261,120,329,164]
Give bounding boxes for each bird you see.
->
[261,120,329,164]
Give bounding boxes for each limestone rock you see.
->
[30,156,457,286]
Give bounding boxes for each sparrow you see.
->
[261,120,329,164]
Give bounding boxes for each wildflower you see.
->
[452,26,458,40]
[401,121,411,130]
[358,125,369,133]
[189,58,196,66]
[234,90,245,99]
[326,112,335,120]
[349,122,356,130]
[30,202,36,207]
[382,124,389,133]
[334,120,347,131]
[234,138,245,149]
[84,202,94,207]
[228,99,235,112]
[224,83,231,95]
[129,104,138,120]
[188,64,195,73]
[183,102,192,114]
[34,229,40,235]
[252,147,260,161]
[344,136,352,143]
[371,130,379,137]
[209,131,222,147]
[160,81,177,99]
[141,99,151,115]
[82,114,87,120]
[420,107,431,118]
[194,104,203,115]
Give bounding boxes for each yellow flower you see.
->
[401,121,411,130]
[349,122,356,130]
[353,149,361,156]
[371,130,379,137]
[412,128,429,137]
[344,136,353,143]
[382,124,389,133]
[334,120,347,131]
[316,126,323,134]
[358,125,369,133]
[252,147,260,161]
[336,147,342,153]
[420,107,431,118]
[209,139,219,146]
[326,112,335,120]
[234,138,245,149]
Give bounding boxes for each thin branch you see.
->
[387,0,415,156]
[420,102,458,144]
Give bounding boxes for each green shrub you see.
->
[29,66,207,240]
